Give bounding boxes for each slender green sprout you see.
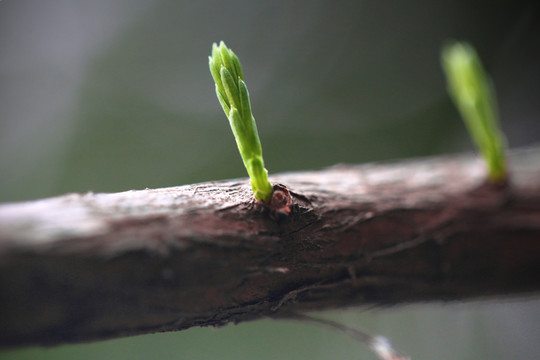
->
[209,41,273,202]
[441,41,507,183]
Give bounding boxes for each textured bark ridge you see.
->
[1,148,540,347]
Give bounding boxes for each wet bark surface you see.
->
[1,148,539,347]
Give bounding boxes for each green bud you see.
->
[209,41,273,202]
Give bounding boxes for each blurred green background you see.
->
[1,0,539,359]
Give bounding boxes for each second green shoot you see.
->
[442,42,507,183]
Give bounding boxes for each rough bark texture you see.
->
[1,148,540,347]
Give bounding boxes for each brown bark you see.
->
[1,148,539,347]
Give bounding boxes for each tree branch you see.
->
[1,148,540,347]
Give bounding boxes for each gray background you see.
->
[1,1,539,359]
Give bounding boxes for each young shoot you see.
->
[441,41,507,183]
[209,41,273,202]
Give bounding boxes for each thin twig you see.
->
[289,313,410,360]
